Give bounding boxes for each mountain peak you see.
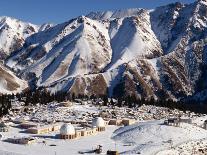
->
[1,0,207,101]
[87,8,147,20]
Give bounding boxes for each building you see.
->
[19,122,37,129]
[122,119,136,126]
[0,122,9,132]
[179,117,192,124]
[27,124,60,134]
[59,124,76,139]
[75,130,82,139]
[80,127,98,137]
[7,137,36,145]
[92,117,106,132]
[59,117,107,140]
[108,119,123,126]
[164,118,180,127]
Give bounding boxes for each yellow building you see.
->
[27,124,60,134]
[80,128,98,137]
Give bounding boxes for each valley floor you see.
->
[0,103,207,155]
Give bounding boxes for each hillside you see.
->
[0,0,207,101]
[0,63,27,94]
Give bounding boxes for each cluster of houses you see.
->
[0,116,136,145]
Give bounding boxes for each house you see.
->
[164,118,180,127]
[122,119,136,126]
[7,137,36,145]
[0,122,9,132]
[27,124,60,134]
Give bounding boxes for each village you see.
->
[0,99,207,155]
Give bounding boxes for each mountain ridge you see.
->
[0,0,207,102]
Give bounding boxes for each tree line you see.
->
[0,90,207,117]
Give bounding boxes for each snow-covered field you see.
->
[0,125,120,155]
[1,102,207,155]
[0,117,207,155]
[112,120,207,155]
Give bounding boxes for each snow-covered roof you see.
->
[60,124,75,135]
[92,117,105,128]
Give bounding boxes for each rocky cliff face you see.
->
[2,0,207,101]
[0,63,27,94]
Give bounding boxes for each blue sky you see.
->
[0,0,195,24]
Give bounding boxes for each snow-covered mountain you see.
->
[0,16,52,60]
[2,0,207,101]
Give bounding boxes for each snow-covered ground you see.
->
[0,118,207,155]
[0,125,120,155]
[157,139,207,155]
[1,102,207,155]
[112,120,207,155]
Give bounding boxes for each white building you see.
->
[92,117,106,132]
[60,124,76,139]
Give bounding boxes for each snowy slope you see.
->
[87,8,144,20]
[2,0,207,101]
[7,16,112,88]
[6,9,163,96]
[0,63,27,94]
[105,10,162,70]
[112,120,207,155]
[0,16,41,59]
